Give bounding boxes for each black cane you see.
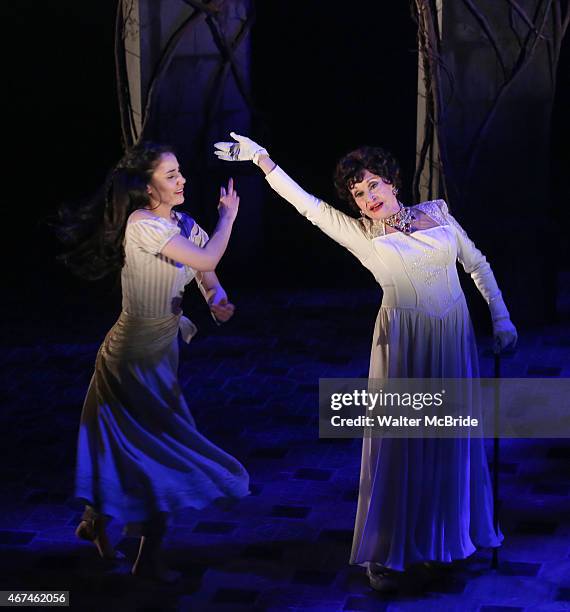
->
[491,349,501,570]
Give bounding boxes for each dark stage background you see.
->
[3,1,569,333]
[2,4,570,609]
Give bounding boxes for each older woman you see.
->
[59,142,249,582]
[215,132,517,591]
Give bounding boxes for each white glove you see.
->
[214,132,268,166]
[490,297,518,353]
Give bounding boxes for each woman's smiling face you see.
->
[349,170,399,220]
[147,152,186,206]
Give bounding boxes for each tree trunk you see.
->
[415,0,569,326]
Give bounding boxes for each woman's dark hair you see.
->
[334,146,402,214]
[56,141,175,280]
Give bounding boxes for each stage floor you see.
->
[1,289,569,611]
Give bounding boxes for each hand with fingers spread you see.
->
[214,132,268,166]
[218,176,240,222]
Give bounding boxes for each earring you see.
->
[392,186,399,196]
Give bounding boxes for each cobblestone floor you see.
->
[1,288,569,611]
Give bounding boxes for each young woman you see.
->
[58,142,249,583]
[214,132,517,591]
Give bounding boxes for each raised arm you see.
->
[161,178,239,271]
[214,133,372,262]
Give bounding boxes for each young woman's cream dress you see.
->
[75,213,249,531]
[265,167,502,571]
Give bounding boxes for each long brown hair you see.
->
[56,142,174,280]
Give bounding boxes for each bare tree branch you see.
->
[412,0,569,208]
[204,8,257,112]
[412,0,453,203]
[509,5,525,49]
[507,0,550,37]
[461,0,509,79]
[138,8,212,140]
[180,0,219,17]
[130,0,257,146]
[115,0,137,148]
[465,0,554,179]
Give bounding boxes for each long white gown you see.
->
[265,167,503,571]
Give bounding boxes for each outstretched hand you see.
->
[214,132,268,165]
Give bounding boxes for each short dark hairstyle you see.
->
[334,146,402,214]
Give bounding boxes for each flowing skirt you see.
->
[350,295,502,571]
[75,311,249,529]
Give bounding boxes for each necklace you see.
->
[382,204,415,234]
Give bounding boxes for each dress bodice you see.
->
[367,219,463,317]
[121,212,208,318]
[265,166,503,319]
